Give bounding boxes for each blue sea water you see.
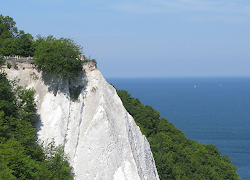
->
[108,78,250,180]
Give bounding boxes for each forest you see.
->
[117,90,241,180]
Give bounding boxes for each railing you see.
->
[4,55,89,63]
[4,55,85,61]
[4,56,33,61]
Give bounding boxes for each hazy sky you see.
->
[1,0,250,77]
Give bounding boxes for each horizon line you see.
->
[106,76,250,79]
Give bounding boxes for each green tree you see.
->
[34,36,83,79]
[0,14,35,56]
[0,38,17,56]
[15,31,34,57]
[0,54,5,68]
[0,15,18,40]
[0,15,18,56]
[44,142,74,180]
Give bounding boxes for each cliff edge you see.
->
[4,61,159,180]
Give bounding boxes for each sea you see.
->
[108,77,250,180]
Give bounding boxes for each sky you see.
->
[1,0,250,78]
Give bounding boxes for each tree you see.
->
[44,142,74,180]
[0,15,18,56]
[0,38,17,56]
[0,15,18,40]
[0,14,35,56]
[0,54,5,68]
[34,36,83,79]
[15,31,34,57]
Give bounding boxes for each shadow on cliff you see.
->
[36,114,42,133]
[40,70,88,101]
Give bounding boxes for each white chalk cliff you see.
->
[4,61,159,180]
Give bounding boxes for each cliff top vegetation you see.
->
[33,36,83,79]
[0,14,90,79]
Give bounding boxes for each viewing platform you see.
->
[2,56,97,70]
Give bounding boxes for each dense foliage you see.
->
[117,90,241,180]
[0,54,5,67]
[0,72,74,179]
[0,14,84,79]
[33,36,83,79]
[0,15,34,57]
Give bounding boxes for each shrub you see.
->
[13,63,18,70]
[7,63,11,69]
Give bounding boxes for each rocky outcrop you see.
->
[4,61,159,180]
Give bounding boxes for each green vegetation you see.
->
[0,54,5,67]
[0,15,34,57]
[117,90,241,180]
[33,36,83,79]
[0,14,85,79]
[0,72,74,179]
[7,63,11,69]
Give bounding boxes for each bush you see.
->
[34,36,83,79]
[13,63,18,70]
[7,63,11,69]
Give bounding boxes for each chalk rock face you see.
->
[5,62,159,180]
